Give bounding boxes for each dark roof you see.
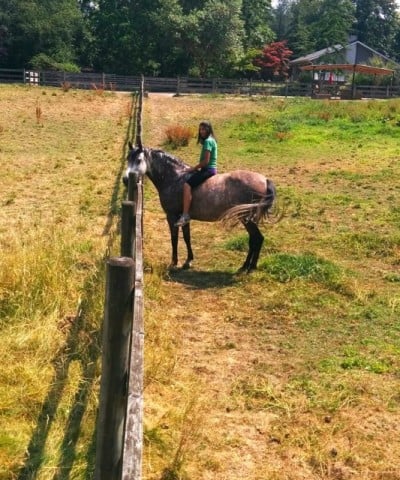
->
[291,44,344,65]
[291,40,394,66]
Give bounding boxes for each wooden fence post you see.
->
[121,201,136,259]
[94,257,135,480]
[121,273,144,479]
[122,180,144,480]
[128,172,138,203]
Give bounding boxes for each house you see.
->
[290,38,397,81]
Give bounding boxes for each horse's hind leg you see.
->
[239,221,264,272]
[181,223,194,269]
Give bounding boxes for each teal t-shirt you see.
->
[200,136,217,169]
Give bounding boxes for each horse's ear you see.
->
[128,141,133,150]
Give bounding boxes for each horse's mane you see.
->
[149,148,190,172]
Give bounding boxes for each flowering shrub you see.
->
[254,40,293,81]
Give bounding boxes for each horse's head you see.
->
[123,142,147,186]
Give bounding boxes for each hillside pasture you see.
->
[1,86,400,479]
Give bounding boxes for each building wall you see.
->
[345,44,357,64]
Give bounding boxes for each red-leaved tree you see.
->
[254,40,293,80]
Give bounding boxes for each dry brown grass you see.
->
[2,88,400,480]
[0,84,133,478]
[164,124,194,148]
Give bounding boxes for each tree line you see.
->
[0,0,399,78]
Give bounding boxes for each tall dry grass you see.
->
[0,84,133,478]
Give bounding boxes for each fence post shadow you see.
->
[102,91,139,239]
[16,299,101,480]
[51,318,100,480]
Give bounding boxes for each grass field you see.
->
[0,84,133,479]
[1,85,400,480]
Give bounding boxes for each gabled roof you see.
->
[290,40,394,66]
[291,44,344,65]
[350,40,394,63]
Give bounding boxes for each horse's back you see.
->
[190,170,270,221]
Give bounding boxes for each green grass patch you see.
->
[335,232,400,258]
[259,252,347,289]
[223,234,248,252]
[224,97,400,155]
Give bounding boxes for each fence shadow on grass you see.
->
[102,91,138,239]
[16,278,101,480]
[16,93,139,480]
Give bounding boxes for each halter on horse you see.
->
[123,142,278,272]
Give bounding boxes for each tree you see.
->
[91,0,150,74]
[313,0,355,51]
[273,0,292,41]
[241,0,275,50]
[91,0,186,75]
[180,0,204,13]
[0,0,14,65]
[254,40,293,79]
[285,0,319,56]
[353,0,398,56]
[390,23,400,63]
[148,0,190,76]
[235,47,263,77]
[175,0,245,77]
[284,0,355,57]
[0,0,88,70]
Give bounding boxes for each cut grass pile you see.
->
[1,88,400,479]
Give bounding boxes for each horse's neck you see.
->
[146,149,188,189]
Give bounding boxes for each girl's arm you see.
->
[190,150,210,171]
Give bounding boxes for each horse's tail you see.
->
[221,179,284,227]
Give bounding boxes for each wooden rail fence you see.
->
[94,79,145,480]
[1,68,399,98]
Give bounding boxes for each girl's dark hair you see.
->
[197,120,216,143]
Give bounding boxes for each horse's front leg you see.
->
[181,223,194,269]
[167,215,179,268]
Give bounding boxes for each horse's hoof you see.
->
[236,266,248,274]
[168,263,179,271]
[181,261,192,270]
[236,266,256,274]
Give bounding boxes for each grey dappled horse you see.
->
[123,142,277,272]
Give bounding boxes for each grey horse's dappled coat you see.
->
[123,144,278,271]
